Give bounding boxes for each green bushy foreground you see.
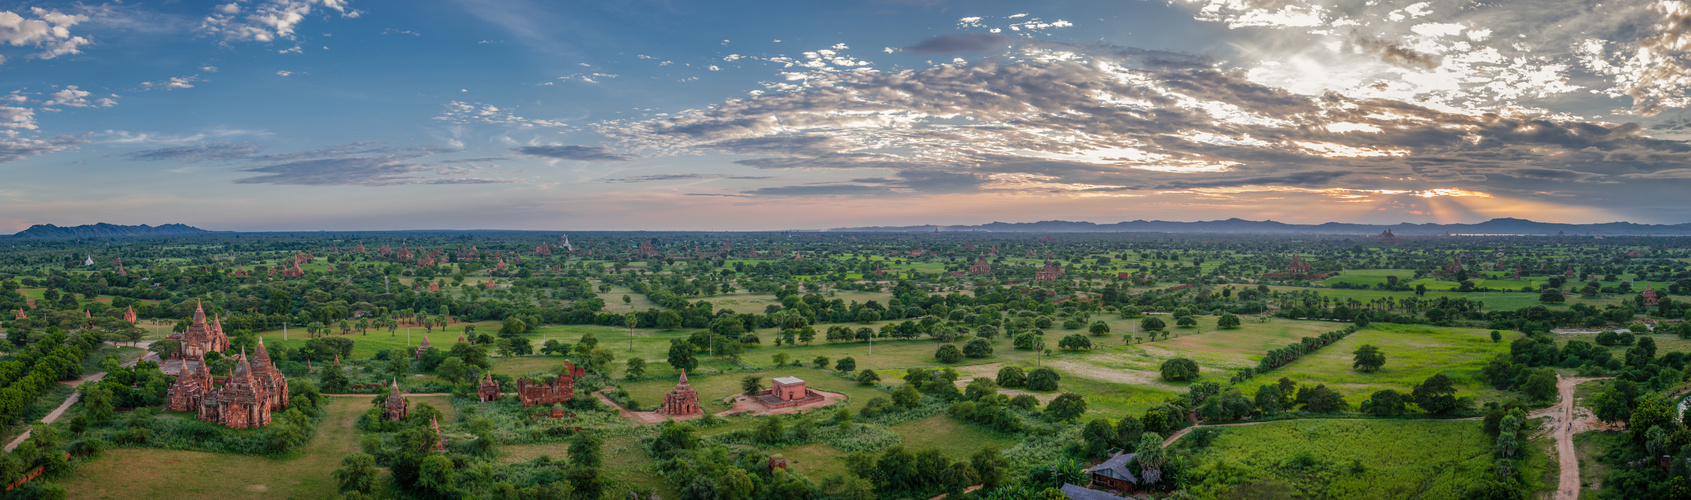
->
[1177,419,1543,499]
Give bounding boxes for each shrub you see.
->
[997,366,1027,388]
[963,338,993,358]
[935,345,964,363]
[1160,358,1200,381]
[1026,367,1060,391]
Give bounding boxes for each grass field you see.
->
[499,435,680,499]
[60,397,366,499]
[1178,419,1534,499]
[773,414,1020,482]
[1233,323,1514,405]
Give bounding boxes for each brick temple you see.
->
[657,370,702,416]
[516,362,586,407]
[383,379,409,421]
[167,301,230,360]
[166,344,289,429]
[1034,260,1064,282]
[755,376,824,409]
[478,371,501,402]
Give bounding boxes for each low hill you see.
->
[832,217,1691,235]
[11,223,211,238]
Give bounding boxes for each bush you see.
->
[1058,334,1092,350]
[997,366,1027,388]
[835,357,856,372]
[856,369,880,386]
[963,338,993,358]
[935,345,963,363]
[1160,358,1200,381]
[1026,367,1060,391]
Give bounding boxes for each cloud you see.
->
[0,107,37,131]
[43,86,113,107]
[604,173,764,183]
[434,101,566,127]
[200,0,359,43]
[0,135,84,162]
[124,142,262,162]
[141,75,203,90]
[0,8,92,61]
[234,152,513,186]
[514,145,629,161]
[591,38,1691,202]
[905,33,1015,54]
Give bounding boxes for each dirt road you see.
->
[4,344,150,452]
[1539,376,1609,500]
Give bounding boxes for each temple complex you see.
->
[1644,286,1660,307]
[754,376,825,409]
[637,239,657,258]
[282,260,304,278]
[657,370,702,416]
[1378,228,1398,243]
[167,301,230,360]
[383,380,409,421]
[968,256,993,275]
[168,348,289,429]
[516,362,586,407]
[478,372,501,402]
[1034,260,1064,282]
[250,339,290,409]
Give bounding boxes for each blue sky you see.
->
[3,0,1691,231]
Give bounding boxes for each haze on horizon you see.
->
[3,0,1690,232]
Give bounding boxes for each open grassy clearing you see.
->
[773,414,1021,482]
[1573,431,1614,497]
[1178,419,1537,499]
[499,435,681,499]
[60,396,366,499]
[1233,323,1513,404]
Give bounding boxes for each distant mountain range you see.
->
[831,218,1691,235]
[11,223,212,238]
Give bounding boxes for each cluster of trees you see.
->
[1253,325,1361,374]
[0,329,103,427]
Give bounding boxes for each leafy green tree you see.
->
[741,375,764,396]
[1088,321,1110,336]
[1360,389,1406,416]
[1026,367,1061,391]
[666,339,698,372]
[334,452,380,494]
[1520,368,1558,403]
[1175,316,1198,328]
[1159,358,1200,381]
[387,353,410,378]
[1217,314,1241,329]
[892,385,922,407]
[624,358,646,380]
[856,369,881,386]
[963,338,993,358]
[1591,386,1632,425]
[935,344,963,363]
[1140,317,1166,332]
[1411,373,1462,414]
[1058,334,1092,351]
[1352,344,1386,372]
[1490,330,1503,343]
[836,356,857,372]
[1254,385,1283,415]
[320,366,351,393]
[997,366,1026,388]
[1045,393,1088,421]
[813,355,830,368]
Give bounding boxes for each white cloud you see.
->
[276,70,293,76]
[142,75,203,90]
[0,107,37,131]
[433,100,566,128]
[42,86,111,107]
[0,8,92,62]
[201,0,358,43]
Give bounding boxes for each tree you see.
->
[1539,288,1565,303]
[1140,317,1166,333]
[1088,321,1110,336]
[1490,330,1503,343]
[741,375,765,396]
[1591,386,1632,425]
[836,356,856,372]
[892,385,921,407]
[1135,435,1168,486]
[1175,316,1198,328]
[1058,334,1092,351]
[1411,373,1461,414]
[334,452,380,494]
[624,358,646,380]
[1352,344,1386,372]
[1360,389,1406,416]
[813,355,830,368]
[772,352,790,367]
[1159,358,1200,381]
[320,366,350,393]
[857,369,881,385]
[1520,368,1557,403]
[416,454,456,497]
[1217,314,1241,329]
[666,339,698,372]
[1027,367,1061,391]
[1045,393,1088,421]
[1254,385,1283,415]
[387,353,410,378]
[997,366,1027,388]
[935,344,963,363]
[963,338,993,358]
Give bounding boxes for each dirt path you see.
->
[5,344,150,452]
[1539,376,1609,500]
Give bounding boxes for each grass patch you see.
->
[1233,323,1513,404]
[1180,419,1504,499]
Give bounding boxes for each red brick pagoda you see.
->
[167,301,230,360]
[516,362,586,407]
[657,370,702,416]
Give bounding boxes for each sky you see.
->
[3,0,1691,231]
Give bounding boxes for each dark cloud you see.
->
[1353,35,1439,70]
[606,173,723,183]
[905,33,1016,54]
[1501,168,1602,181]
[1154,171,1352,190]
[741,184,890,197]
[515,145,630,161]
[234,155,517,186]
[124,142,261,162]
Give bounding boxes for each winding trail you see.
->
[1535,376,1608,500]
[4,344,150,452]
